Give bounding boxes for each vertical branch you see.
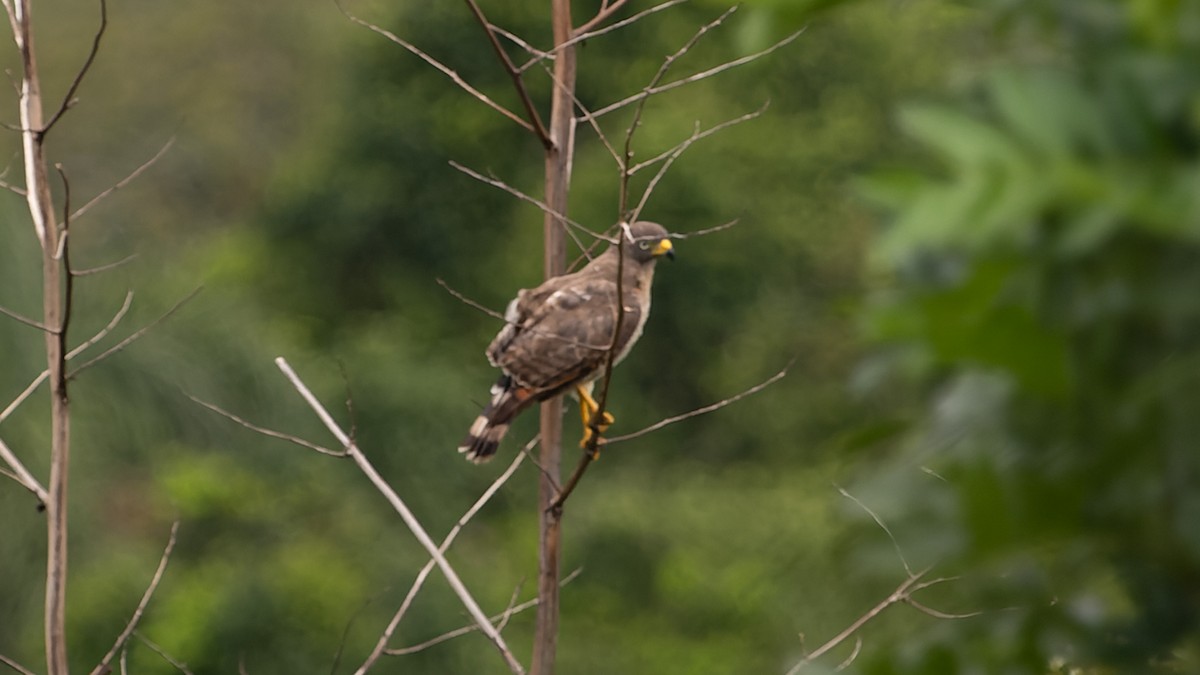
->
[532,1,576,673]
[10,1,70,673]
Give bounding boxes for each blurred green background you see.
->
[2,0,1199,673]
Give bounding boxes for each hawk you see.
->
[459,221,675,462]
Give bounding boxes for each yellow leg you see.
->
[575,384,615,449]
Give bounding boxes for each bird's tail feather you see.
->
[458,376,532,463]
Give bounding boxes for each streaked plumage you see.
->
[459,221,675,462]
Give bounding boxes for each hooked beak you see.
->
[653,238,675,260]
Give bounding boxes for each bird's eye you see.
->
[638,241,650,250]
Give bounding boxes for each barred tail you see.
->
[458,376,534,463]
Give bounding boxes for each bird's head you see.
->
[624,221,675,263]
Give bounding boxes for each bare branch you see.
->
[186,393,346,457]
[492,25,553,64]
[385,568,583,656]
[447,160,606,251]
[68,287,201,379]
[71,137,175,222]
[71,253,138,277]
[0,302,55,332]
[67,290,134,360]
[606,360,791,444]
[274,357,526,675]
[671,218,739,240]
[41,0,106,135]
[357,442,532,673]
[574,0,631,36]
[462,0,550,148]
[91,521,181,675]
[0,435,48,505]
[1,289,130,423]
[835,484,913,577]
[335,1,533,134]
[0,176,26,195]
[785,572,927,674]
[591,27,806,119]
[0,653,36,675]
[628,101,768,176]
[133,633,193,675]
[520,0,687,73]
[0,370,46,425]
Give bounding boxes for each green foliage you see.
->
[856,0,1200,671]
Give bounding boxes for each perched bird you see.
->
[459,221,675,463]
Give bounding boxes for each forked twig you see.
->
[462,0,550,147]
[91,521,181,675]
[41,0,106,135]
[357,441,532,673]
[68,287,201,379]
[386,568,583,656]
[274,358,526,675]
[574,0,631,36]
[591,27,806,119]
[520,0,688,73]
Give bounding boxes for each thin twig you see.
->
[628,102,768,176]
[785,572,927,674]
[834,636,862,672]
[462,0,550,148]
[385,568,583,656]
[133,633,193,675]
[0,290,133,425]
[0,653,36,675]
[335,0,533,134]
[71,137,174,222]
[836,484,913,576]
[521,0,688,73]
[68,287,201,379]
[0,435,48,505]
[0,303,54,332]
[355,442,531,673]
[591,27,806,119]
[275,358,526,675]
[671,219,739,239]
[491,25,553,63]
[606,360,791,444]
[447,160,608,248]
[41,0,106,135]
[68,291,134,360]
[574,0,631,36]
[186,393,346,457]
[0,176,26,195]
[621,5,738,214]
[71,253,138,277]
[91,521,181,675]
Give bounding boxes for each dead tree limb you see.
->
[274,358,526,675]
[90,521,180,675]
